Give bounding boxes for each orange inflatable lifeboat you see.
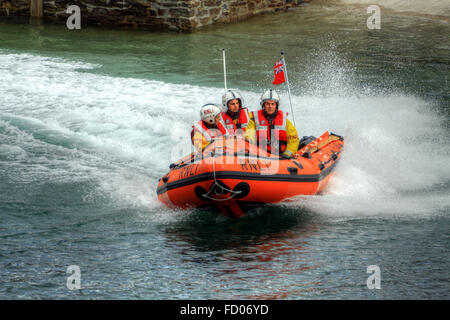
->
[157,131,344,217]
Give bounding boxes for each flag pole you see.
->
[280,50,296,128]
[222,49,227,91]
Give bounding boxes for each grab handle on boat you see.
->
[201,153,242,202]
[330,132,344,141]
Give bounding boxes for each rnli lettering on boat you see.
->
[178,164,199,179]
[238,158,271,172]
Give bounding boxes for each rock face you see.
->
[0,0,300,31]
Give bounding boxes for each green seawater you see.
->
[0,2,449,299]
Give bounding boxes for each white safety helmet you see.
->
[200,103,221,125]
[222,90,243,110]
[260,89,280,107]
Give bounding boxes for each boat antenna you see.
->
[222,48,227,91]
[280,50,296,128]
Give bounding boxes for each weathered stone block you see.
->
[147,8,157,16]
[200,16,210,25]
[178,16,196,30]
[209,7,220,16]
[158,8,167,16]
[203,0,215,7]
[198,8,208,17]
[166,17,178,23]
[169,7,192,17]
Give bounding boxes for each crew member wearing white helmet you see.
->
[246,89,299,159]
[221,90,253,137]
[191,103,234,152]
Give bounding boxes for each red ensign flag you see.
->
[272,59,286,85]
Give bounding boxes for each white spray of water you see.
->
[283,49,450,218]
[285,94,450,218]
[1,52,448,219]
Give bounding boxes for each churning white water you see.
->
[1,51,449,218]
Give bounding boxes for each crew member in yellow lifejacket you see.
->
[191,103,234,153]
[220,90,253,137]
[246,89,299,158]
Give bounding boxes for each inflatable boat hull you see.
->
[157,131,344,217]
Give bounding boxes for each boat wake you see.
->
[1,51,448,221]
[286,94,450,218]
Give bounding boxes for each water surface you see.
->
[0,1,449,299]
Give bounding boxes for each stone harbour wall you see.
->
[0,0,302,31]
